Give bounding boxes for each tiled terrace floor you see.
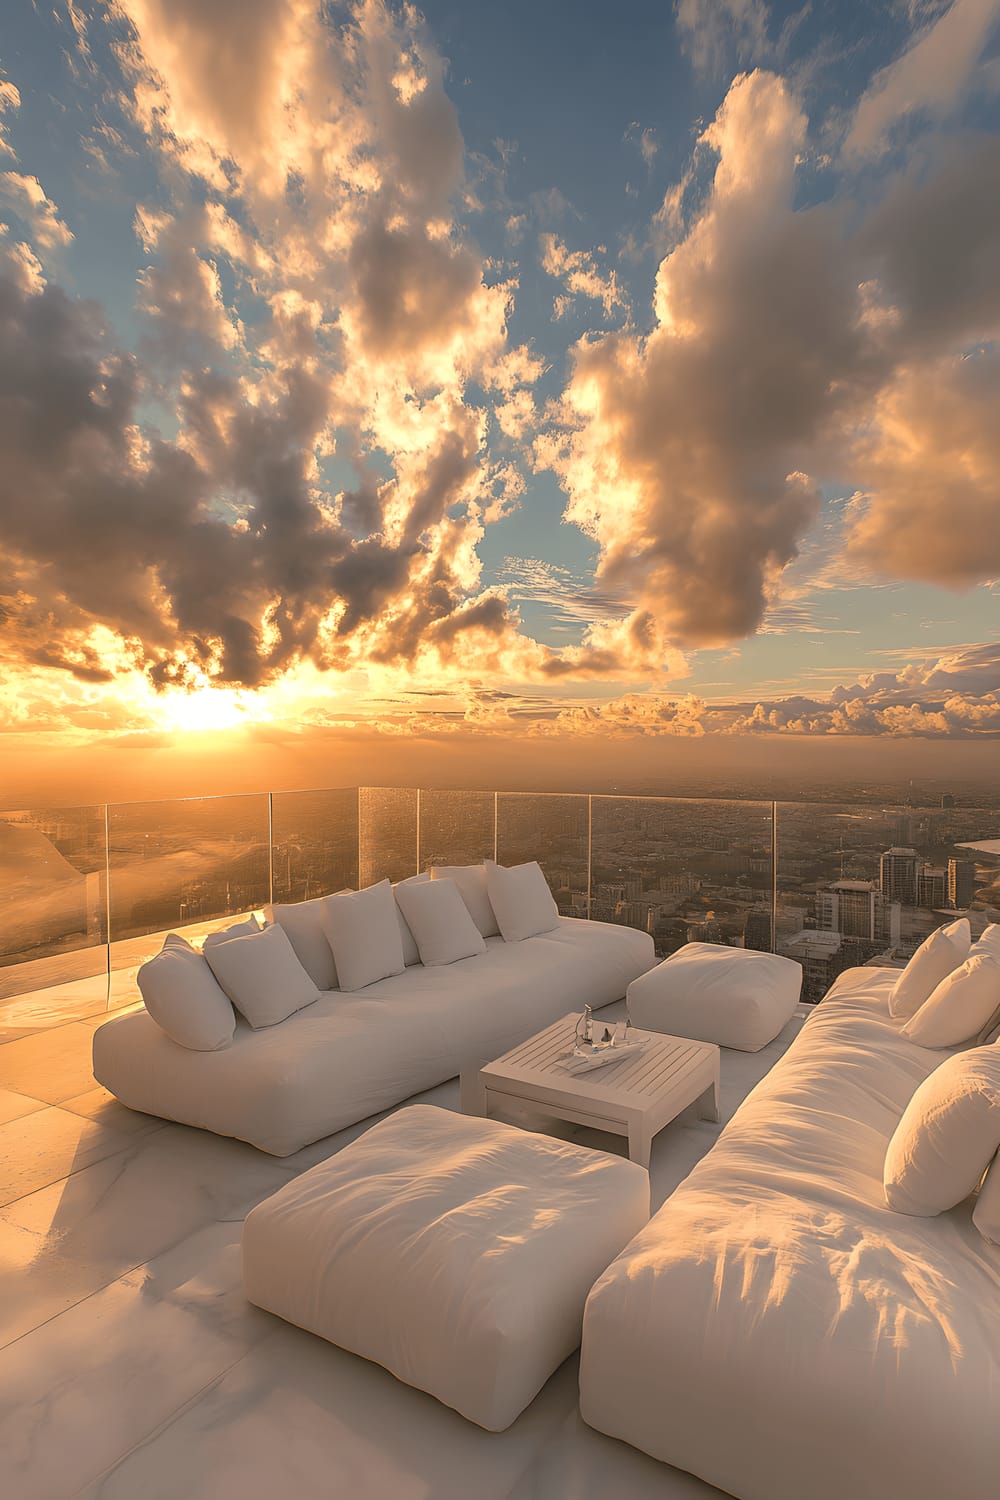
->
[0,973,807,1500]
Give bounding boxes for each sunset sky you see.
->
[1,0,999,803]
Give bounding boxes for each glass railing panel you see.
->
[591,795,773,957]
[358,786,418,888]
[271,787,359,902]
[776,800,1000,1002]
[106,795,271,979]
[496,793,589,916]
[418,789,495,870]
[0,804,108,1011]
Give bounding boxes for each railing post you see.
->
[104,802,112,1009]
[587,795,593,920]
[771,800,778,953]
[267,792,274,907]
[493,791,498,863]
[415,787,422,875]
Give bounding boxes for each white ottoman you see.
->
[627,942,802,1052]
[241,1104,649,1431]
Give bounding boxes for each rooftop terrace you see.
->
[2,785,998,1498]
[0,968,806,1499]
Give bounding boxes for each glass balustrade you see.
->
[271,787,360,903]
[1,785,997,1026]
[591,794,774,957]
[496,793,589,916]
[417,789,495,870]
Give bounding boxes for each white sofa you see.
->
[580,965,1000,1500]
[93,917,655,1155]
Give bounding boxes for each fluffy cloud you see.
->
[0,172,73,248]
[844,0,1000,159]
[676,0,771,74]
[537,72,839,659]
[0,1,587,697]
[540,234,626,321]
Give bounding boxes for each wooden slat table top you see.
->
[481,1012,718,1110]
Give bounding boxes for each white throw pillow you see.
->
[394,871,430,965]
[972,1149,1000,1246]
[902,953,1000,1048]
[485,860,560,943]
[264,893,351,991]
[972,924,1000,959]
[321,880,405,991]
[430,864,500,938]
[888,918,971,1019]
[203,922,320,1028]
[884,1048,1000,1215]
[201,913,261,952]
[394,878,488,966]
[138,939,236,1051]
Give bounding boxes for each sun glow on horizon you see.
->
[155,685,272,736]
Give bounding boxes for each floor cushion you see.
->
[626,942,802,1051]
[241,1104,649,1431]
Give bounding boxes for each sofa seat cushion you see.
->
[93,917,656,1155]
[242,1105,649,1431]
[625,942,802,1051]
[580,966,1000,1500]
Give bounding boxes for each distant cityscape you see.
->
[1,787,998,1004]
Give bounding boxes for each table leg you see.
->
[459,1069,488,1116]
[627,1124,652,1168]
[697,1079,720,1123]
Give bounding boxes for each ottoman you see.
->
[241,1104,649,1431]
[627,942,802,1052]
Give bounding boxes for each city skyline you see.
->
[1,2,999,805]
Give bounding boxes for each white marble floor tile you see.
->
[58,1085,168,1141]
[505,1397,726,1499]
[0,987,110,1045]
[0,1122,304,1349]
[0,1086,46,1126]
[0,1222,271,1500]
[0,1023,102,1104]
[77,1318,580,1500]
[0,1106,132,1209]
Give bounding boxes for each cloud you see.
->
[539,234,627,321]
[844,0,1000,159]
[537,72,843,659]
[0,80,20,160]
[0,172,73,248]
[676,0,771,74]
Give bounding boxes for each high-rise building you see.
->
[817,879,877,939]
[743,906,772,952]
[918,865,947,910]
[880,847,919,906]
[947,858,976,910]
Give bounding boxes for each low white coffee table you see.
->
[463,1013,720,1168]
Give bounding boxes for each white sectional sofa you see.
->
[93,916,655,1155]
[579,964,1000,1500]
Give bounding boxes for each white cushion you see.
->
[394,878,487,966]
[242,1104,649,1430]
[430,864,499,937]
[201,914,261,952]
[137,940,236,1051]
[393,871,430,965]
[972,1147,1000,1245]
[485,860,559,942]
[264,895,350,991]
[884,1048,1000,1215]
[626,943,801,1052]
[203,923,320,1029]
[902,953,1000,1048]
[889,918,971,1019]
[972,923,1000,959]
[320,880,405,991]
